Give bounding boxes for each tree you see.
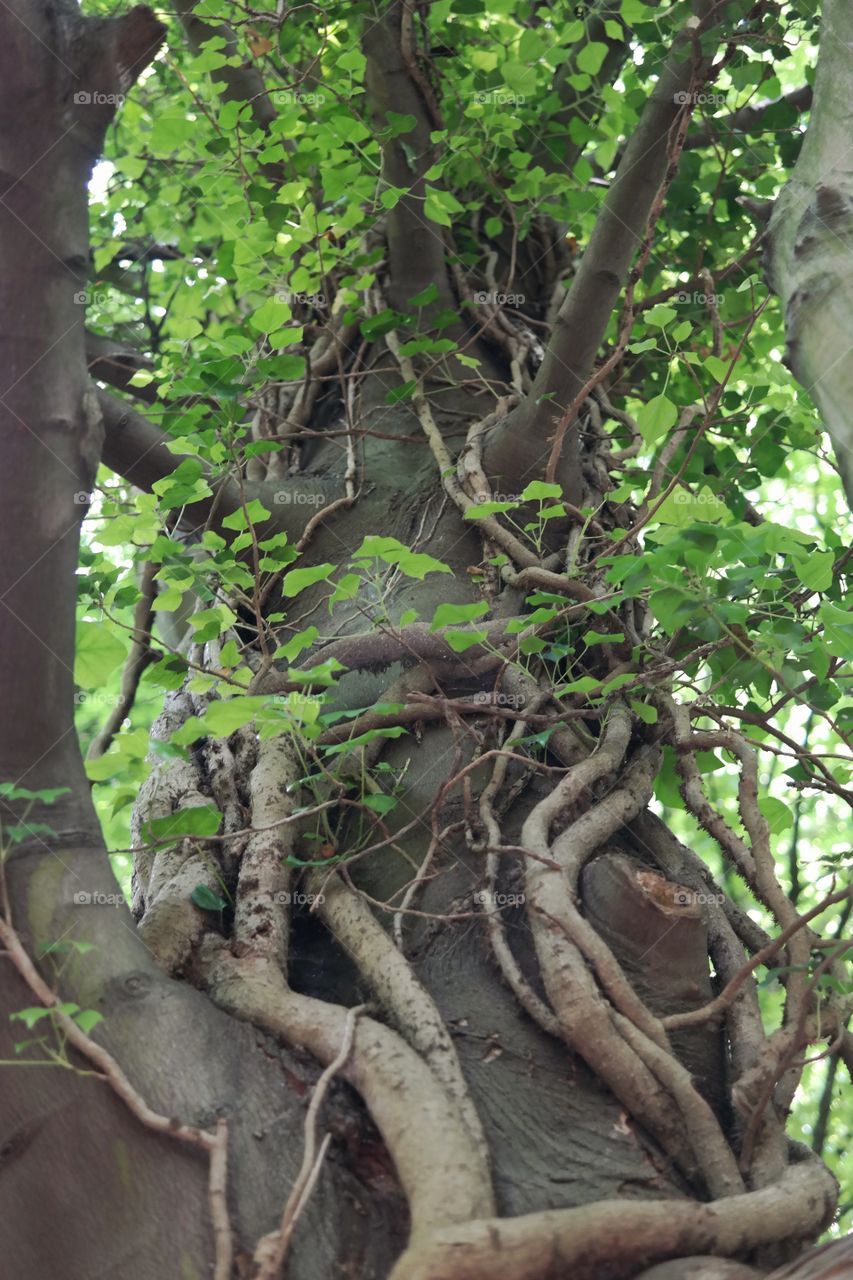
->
[0,1,851,1278]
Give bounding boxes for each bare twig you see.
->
[252,1003,365,1279]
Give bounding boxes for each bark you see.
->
[767,0,853,512]
[0,8,399,1279]
[483,0,757,492]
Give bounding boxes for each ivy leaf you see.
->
[74,1009,104,1034]
[281,564,334,597]
[251,297,292,333]
[202,698,268,735]
[145,806,223,842]
[361,793,398,815]
[191,884,229,913]
[637,395,677,447]
[75,623,127,690]
[430,600,490,630]
[424,186,465,227]
[576,42,609,75]
[10,1006,54,1029]
[792,550,834,593]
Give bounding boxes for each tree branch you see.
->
[685,84,812,150]
[174,0,278,132]
[96,389,334,542]
[484,0,755,490]
[87,559,158,760]
[537,3,631,175]
[363,1,456,312]
[87,330,158,405]
[389,1150,836,1280]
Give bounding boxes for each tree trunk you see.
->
[0,3,848,1279]
[767,0,853,513]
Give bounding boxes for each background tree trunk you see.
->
[0,2,849,1279]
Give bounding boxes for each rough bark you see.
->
[767,0,853,511]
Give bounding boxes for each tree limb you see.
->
[483,0,756,490]
[388,1149,836,1280]
[97,389,333,542]
[685,84,812,150]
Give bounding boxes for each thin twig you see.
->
[252,1004,364,1279]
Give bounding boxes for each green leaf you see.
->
[792,550,833,593]
[74,1009,104,1034]
[431,600,490,630]
[323,726,408,755]
[281,564,334,597]
[353,537,451,579]
[444,628,488,652]
[576,42,609,75]
[649,587,695,633]
[361,793,398,815]
[275,627,319,662]
[502,60,538,95]
[465,500,519,518]
[11,1006,53,1029]
[385,380,417,404]
[191,884,229,913]
[424,186,465,227]
[704,355,730,383]
[151,458,212,510]
[655,486,727,526]
[584,630,624,646]
[637,395,677,447]
[251,297,293,333]
[188,605,237,643]
[337,47,366,75]
[520,481,563,501]
[146,806,223,842]
[758,796,793,835]
[202,697,268,735]
[819,603,853,659]
[644,305,677,328]
[221,499,272,530]
[75,623,127,690]
[555,676,600,695]
[408,283,440,307]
